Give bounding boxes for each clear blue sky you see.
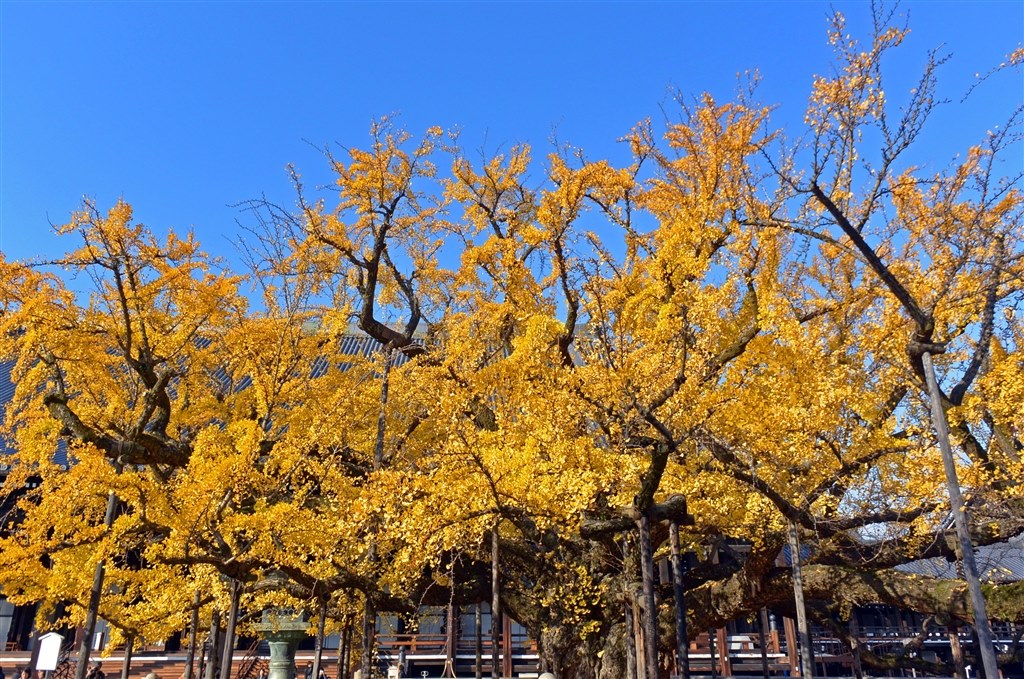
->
[1,1,1021,267]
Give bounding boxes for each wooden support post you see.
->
[221,581,240,679]
[716,627,731,677]
[624,596,638,679]
[758,609,771,679]
[75,471,120,679]
[783,617,799,676]
[119,635,134,679]
[443,603,456,679]
[360,598,375,679]
[638,513,658,679]
[491,527,501,679]
[708,629,718,679]
[788,521,815,679]
[849,613,863,679]
[205,609,222,679]
[669,521,690,679]
[475,603,483,679]
[185,592,201,679]
[922,352,1000,679]
[634,603,646,679]
[311,599,327,679]
[339,622,352,679]
[502,613,513,678]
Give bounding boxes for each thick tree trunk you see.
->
[637,513,658,679]
[922,352,1000,679]
[221,580,240,679]
[185,591,201,679]
[669,520,690,679]
[311,599,327,679]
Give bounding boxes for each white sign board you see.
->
[36,632,64,671]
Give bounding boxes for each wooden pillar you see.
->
[221,581,241,679]
[75,475,120,679]
[205,609,222,679]
[708,629,718,679]
[635,604,646,679]
[443,603,456,678]
[922,352,1000,679]
[185,592,201,679]
[120,635,134,679]
[784,617,799,676]
[758,609,771,679]
[311,599,327,679]
[716,627,732,677]
[788,521,815,679]
[849,612,863,679]
[638,513,659,679]
[491,528,501,679]
[339,622,352,679]
[474,603,483,679]
[670,522,690,679]
[624,597,638,679]
[360,598,375,679]
[502,614,513,678]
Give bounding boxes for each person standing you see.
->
[84,662,105,679]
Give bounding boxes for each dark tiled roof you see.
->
[758,525,1021,586]
[0,359,70,470]
[0,332,416,471]
[896,534,1024,584]
[0,360,15,460]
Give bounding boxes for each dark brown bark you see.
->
[581,494,692,539]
